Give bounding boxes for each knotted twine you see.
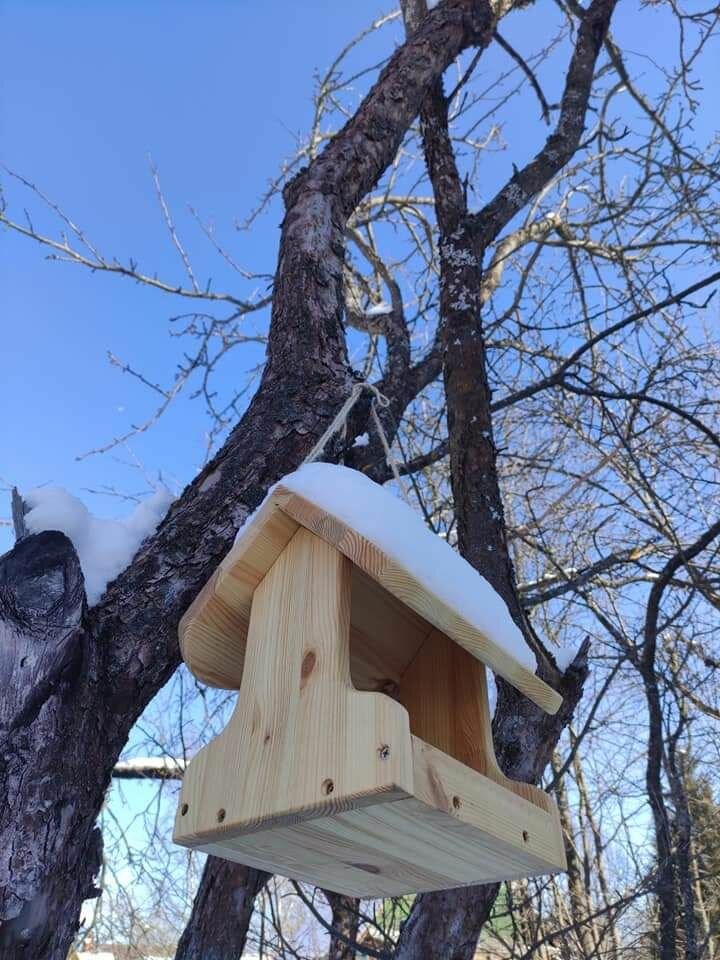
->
[303,381,411,504]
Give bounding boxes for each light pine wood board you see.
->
[180,487,561,714]
[175,527,414,846]
[180,491,432,694]
[177,736,565,898]
[399,629,554,810]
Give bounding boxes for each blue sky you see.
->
[1,1,397,549]
[4,1,712,559]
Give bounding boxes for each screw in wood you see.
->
[322,778,335,795]
[378,744,390,760]
[180,803,189,816]
[217,808,226,823]
[452,795,462,810]
[522,830,530,843]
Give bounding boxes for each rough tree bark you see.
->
[325,892,360,960]
[174,859,268,960]
[0,533,101,957]
[0,3,504,957]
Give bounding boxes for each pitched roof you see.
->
[180,464,560,713]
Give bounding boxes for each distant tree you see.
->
[679,765,720,957]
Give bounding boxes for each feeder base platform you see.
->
[175,736,565,898]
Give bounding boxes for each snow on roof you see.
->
[273,463,535,669]
[24,486,174,605]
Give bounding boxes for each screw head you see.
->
[378,744,391,760]
[217,808,226,823]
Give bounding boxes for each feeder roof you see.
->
[180,463,562,714]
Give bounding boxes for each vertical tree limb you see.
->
[640,518,720,960]
[394,1,616,956]
[325,892,361,960]
[174,858,268,960]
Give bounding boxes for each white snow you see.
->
[487,669,498,715]
[24,486,174,605]
[113,757,186,777]
[239,463,535,669]
[365,302,393,317]
[554,643,580,672]
[352,432,370,448]
[79,954,169,960]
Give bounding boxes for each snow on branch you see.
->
[112,757,186,780]
[365,301,393,318]
[23,486,174,604]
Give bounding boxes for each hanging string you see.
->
[304,382,368,464]
[304,381,411,504]
[368,398,411,504]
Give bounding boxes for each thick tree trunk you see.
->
[174,858,268,960]
[0,533,102,958]
[325,892,360,960]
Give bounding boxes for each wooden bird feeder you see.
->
[173,473,566,897]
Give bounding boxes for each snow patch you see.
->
[199,467,222,493]
[352,432,370,448]
[554,643,580,672]
[365,302,393,318]
[486,670,498,715]
[24,486,174,605]
[114,757,186,777]
[239,463,535,669]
